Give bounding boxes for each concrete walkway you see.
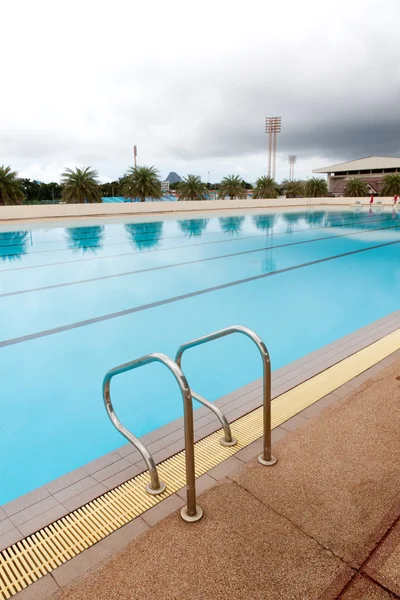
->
[40,360,400,599]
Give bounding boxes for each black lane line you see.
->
[0,214,393,271]
[2,222,400,299]
[1,237,400,349]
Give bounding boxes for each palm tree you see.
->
[0,166,25,205]
[381,173,400,197]
[305,177,328,198]
[218,216,245,235]
[0,231,28,261]
[178,219,208,237]
[218,175,246,199]
[283,179,305,198]
[121,166,161,202]
[125,222,164,250]
[252,176,278,199]
[65,226,104,253]
[344,177,368,197]
[178,175,208,201]
[61,167,102,204]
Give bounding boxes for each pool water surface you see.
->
[1,208,400,503]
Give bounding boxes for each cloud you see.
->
[1,0,399,183]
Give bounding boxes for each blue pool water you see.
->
[1,208,400,504]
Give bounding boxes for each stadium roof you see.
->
[313,156,400,174]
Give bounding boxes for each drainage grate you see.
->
[1,329,399,599]
[0,423,252,600]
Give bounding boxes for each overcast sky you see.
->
[2,0,400,184]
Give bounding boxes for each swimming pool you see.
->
[1,208,400,504]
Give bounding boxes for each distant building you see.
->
[313,156,400,196]
[161,180,170,192]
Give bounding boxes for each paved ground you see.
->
[24,360,400,599]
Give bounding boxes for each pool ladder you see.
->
[102,325,277,523]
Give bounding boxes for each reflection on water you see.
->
[178,219,209,237]
[283,213,303,233]
[0,231,29,261]
[252,215,276,233]
[218,216,245,235]
[125,222,164,251]
[325,211,397,229]
[326,212,360,228]
[65,226,104,253]
[304,211,326,227]
[262,253,277,274]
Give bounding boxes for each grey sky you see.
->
[1,0,400,183]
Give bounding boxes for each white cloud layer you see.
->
[1,0,400,183]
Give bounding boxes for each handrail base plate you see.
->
[257,454,277,467]
[181,506,203,523]
[146,481,167,495]
[220,436,238,447]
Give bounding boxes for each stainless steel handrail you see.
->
[190,391,236,447]
[102,353,203,522]
[175,325,277,466]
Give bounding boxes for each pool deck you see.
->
[2,311,400,555]
[18,353,400,600]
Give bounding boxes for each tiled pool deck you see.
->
[14,348,400,600]
[1,310,400,554]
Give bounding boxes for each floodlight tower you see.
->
[288,155,297,180]
[265,117,282,179]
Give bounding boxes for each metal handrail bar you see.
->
[191,390,237,447]
[102,353,203,521]
[175,325,277,466]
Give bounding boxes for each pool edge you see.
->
[1,321,400,598]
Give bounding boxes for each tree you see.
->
[18,178,41,202]
[218,175,246,199]
[283,179,305,198]
[100,181,121,197]
[178,175,207,201]
[65,226,104,253]
[178,219,208,237]
[252,176,278,199]
[305,177,328,198]
[219,216,245,235]
[121,166,161,202]
[381,173,400,197]
[61,167,102,203]
[0,166,25,205]
[125,222,164,250]
[17,179,62,203]
[45,182,62,202]
[343,177,368,197]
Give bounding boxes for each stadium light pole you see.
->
[265,117,282,179]
[288,155,297,181]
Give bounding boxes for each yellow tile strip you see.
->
[1,330,399,599]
